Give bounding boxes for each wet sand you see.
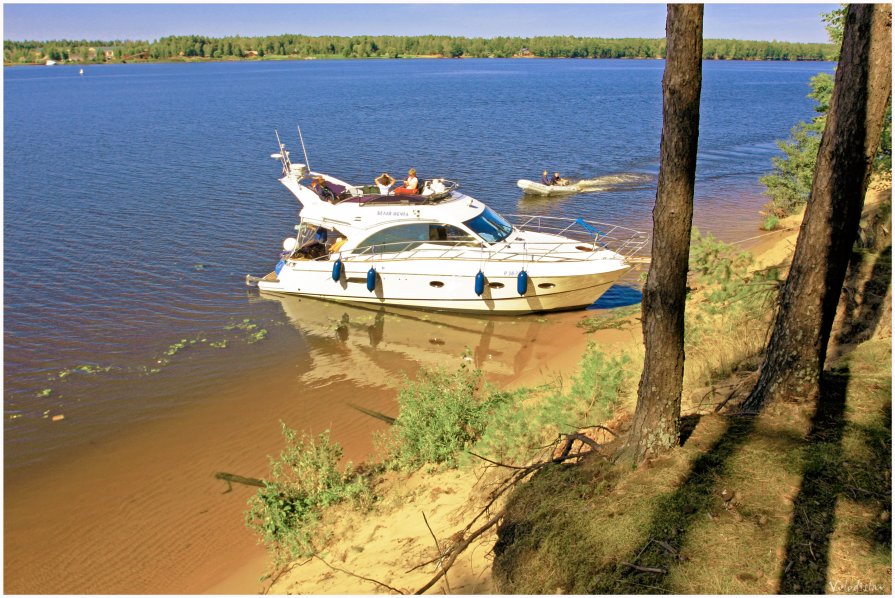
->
[3,294,611,594]
[3,353,396,593]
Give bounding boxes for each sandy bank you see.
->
[264,184,891,594]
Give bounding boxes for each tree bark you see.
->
[628,4,703,462]
[742,4,892,412]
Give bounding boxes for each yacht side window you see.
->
[355,223,431,253]
[428,224,477,245]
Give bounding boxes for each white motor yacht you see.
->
[249,137,648,314]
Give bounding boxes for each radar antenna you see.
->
[273,129,292,176]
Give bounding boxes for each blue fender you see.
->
[366,267,377,292]
[517,270,528,295]
[275,260,286,276]
[474,270,485,296]
[332,258,342,282]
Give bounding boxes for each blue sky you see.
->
[3,3,839,43]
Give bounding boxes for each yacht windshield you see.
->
[463,207,514,244]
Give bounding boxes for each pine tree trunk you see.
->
[742,4,892,412]
[628,4,703,462]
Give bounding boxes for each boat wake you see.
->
[573,172,655,192]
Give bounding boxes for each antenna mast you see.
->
[297,125,312,173]
[274,129,292,175]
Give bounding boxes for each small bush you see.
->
[761,214,780,231]
[475,344,631,463]
[388,364,510,469]
[689,229,779,314]
[760,121,822,217]
[246,425,370,564]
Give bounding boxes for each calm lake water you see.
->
[4,58,833,467]
[5,58,838,594]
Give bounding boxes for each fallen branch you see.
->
[582,424,619,437]
[347,402,396,425]
[314,555,405,595]
[421,512,451,594]
[261,559,308,595]
[622,562,667,574]
[214,471,265,493]
[414,512,502,595]
[559,433,603,456]
[466,451,532,470]
[412,433,607,593]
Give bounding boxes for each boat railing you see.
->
[507,214,650,259]
[329,226,648,265]
[345,178,460,203]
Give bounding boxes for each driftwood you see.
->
[214,471,266,493]
[347,402,397,425]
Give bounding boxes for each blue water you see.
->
[4,59,834,464]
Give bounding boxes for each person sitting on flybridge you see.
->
[393,168,419,196]
[310,176,336,201]
[374,172,396,195]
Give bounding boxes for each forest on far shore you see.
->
[4,34,837,64]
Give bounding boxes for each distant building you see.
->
[88,47,116,60]
[244,50,259,58]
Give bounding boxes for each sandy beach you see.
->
[255,185,892,594]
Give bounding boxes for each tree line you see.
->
[4,34,836,64]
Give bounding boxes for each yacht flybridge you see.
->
[248,136,648,314]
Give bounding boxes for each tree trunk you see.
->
[628,4,703,462]
[742,4,892,412]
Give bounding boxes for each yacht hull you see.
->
[258,261,630,314]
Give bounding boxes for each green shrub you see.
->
[475,344,631,463]
[760,122,822,217]
[246,425,370,564]
[688,229,779,314]
[388,364,510,469]
[761,214,780,231]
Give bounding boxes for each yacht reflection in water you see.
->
[262,294,554,387]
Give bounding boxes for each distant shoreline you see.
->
[5,55,838,67]
[4,34,837,65]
